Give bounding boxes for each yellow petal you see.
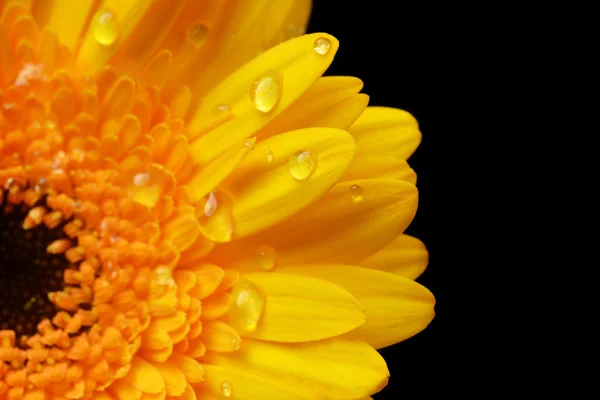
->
[38,0,96,50]
[191,0,313,98]
[359,234,429,279]
[201,364,313,400]
[217,127,355,239]
[201,321,241,353]
[153,360,187,397]
[129,356,165,394]
[76,0,153,75]
[205,338,389,399]
[256,76,364,138]
[349,107,422,160]
[279,265,435,349]
[209,179,417,269]
[188,32,339,165]
[183,137,255,204]
[161,205,200,252]
[341,155,417,184]
[241,272,366,342]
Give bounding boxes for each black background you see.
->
[308,2,439,398]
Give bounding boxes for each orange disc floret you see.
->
[0,4,233,399]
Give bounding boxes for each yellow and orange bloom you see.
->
[0,1,434,399]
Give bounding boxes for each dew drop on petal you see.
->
[133,172,150,187]
[229,279,265,333]
[256,245,276,270]
[221,381,233,397]
[203,192,218,217]
[188,22,209,49]
[250,71,282,113]
[313,37,331,55]
[93,10,120,46]
[196,191,234,242]
[349,184,363,203]
[214,103,231,114]
[243,138,256,151]
[289,150,316,181]
[264,149,274,163]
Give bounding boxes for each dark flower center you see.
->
[0,196,67,338]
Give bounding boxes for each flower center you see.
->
[0,186,92,342]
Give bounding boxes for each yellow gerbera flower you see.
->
[0,0,434,399]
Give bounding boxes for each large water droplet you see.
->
[221,381,233,397]
[133,172,150,187]
[289,150,316,181]
[229,279,265,333]
[93,10,120,46]
[349,184,363,203]
[196,191,234,242]
[264,149,274,163]
[203,192,218,217]
[188,23,208,49]
[313,37,331,55]
[256,246,276,270]
[250,71,282,113]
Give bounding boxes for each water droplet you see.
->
[93,10,120,46]
[349,184,363,203]
[215,104,231,114]
[204,192,218,217]
[289,150,316,181]
[243,138,256,151]
[188,23,208,49]
[196,191,234,242]
[264,149,274,163]
[256,246,276,270]
[250,71,282,113]
[313,37,331,55]
[229,279,265,332]
[133,172,150,187]
[221,381,233,397]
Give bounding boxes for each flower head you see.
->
[0,1,434,399]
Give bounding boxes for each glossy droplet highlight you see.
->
[133,172,150,186]
[197,191,234,242]
[349,184,363,203]
[229,279,265,333]
[264,149,274,163]
[188,23,208,49]
[214,104,231,114]
[313,37,331,55]
[221,381,233,397]
[256,246,276,270]
[204,192,218,217]
[93,10,120,46]
[250,71,282,113]
[289,150,317,181]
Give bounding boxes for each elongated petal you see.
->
[256,76,364,138]
[190,0,312,98]
[341,155,417,184]
[241,272,366,342]
[201,364,313,400]
[188,33,339,165]
[39,0,96,50]
[349,107,422,159]
[218,128,355,239]
[359,234,429,279]
[278,265,435,349]
[76,0,154,74]
[183,137,255,203]
[209,179,417,269]
[204,338,389,399]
